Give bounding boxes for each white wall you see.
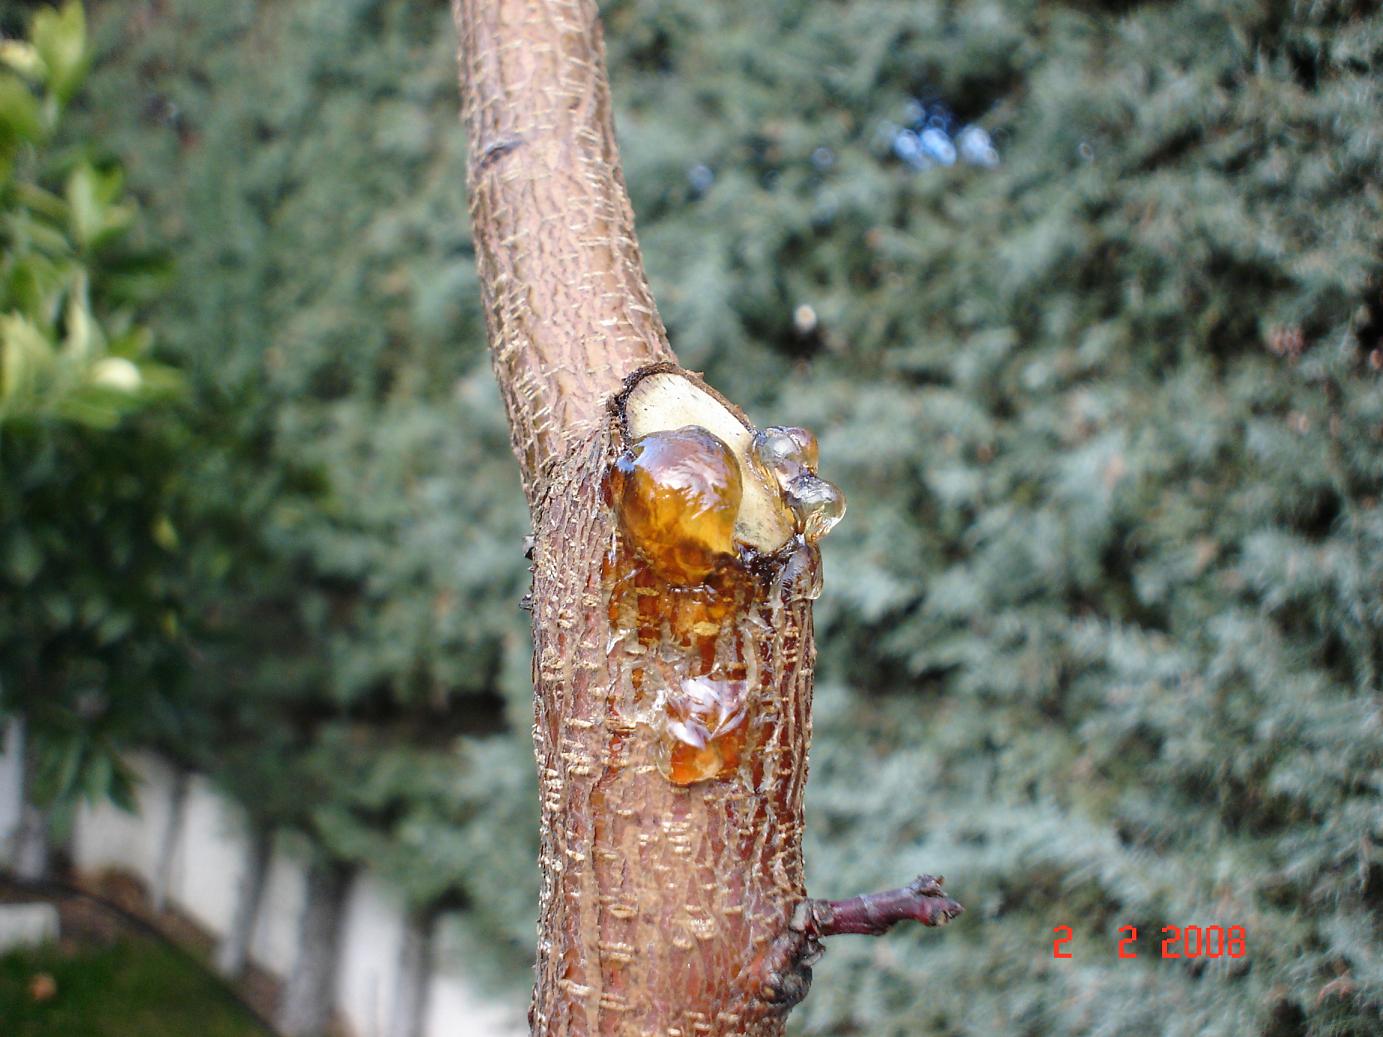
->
[72,751,178,887]
[336,873,406,1037]
[426,971,530,1037]
[167,774,248,935]
[0,721,22,859]
[0,739,527,1037]
[252,832,311,979]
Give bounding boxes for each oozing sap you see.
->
[605,423,843,785]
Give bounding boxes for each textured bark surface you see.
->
[453,0,674,504]
[451,3,888,1035]
[525,413,815,1036]
[453,1,820,1034]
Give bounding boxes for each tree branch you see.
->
[451,4,962,1035]
[452,0,674,501]
[808,875,964,937]
[753,876,963,1011]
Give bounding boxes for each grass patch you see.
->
[0,937,269,1037]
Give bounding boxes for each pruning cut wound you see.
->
[606,369,845,786]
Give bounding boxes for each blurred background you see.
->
[0,1,1379,1035]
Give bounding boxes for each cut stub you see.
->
[607,365,846,787]
[525,363,845,1037]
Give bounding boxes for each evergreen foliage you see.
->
[47,0,1383,1032]
[63,0,539,954]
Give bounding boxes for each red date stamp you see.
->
[1053,924,1246,959]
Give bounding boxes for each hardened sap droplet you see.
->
[786,473,846,544]
[751,425,821,491]
[782,427,820,470]
[662,674,750,785]
[752,426,800,471]
[610,427,743,584]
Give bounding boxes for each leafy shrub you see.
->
[0,0,184,814]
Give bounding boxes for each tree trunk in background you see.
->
[387,909,435,1037]
[277,859,349,1037]
[149,766,188,913]
[215,824,272,979]
[12,719,50,881]
[452,3,816,1034]
[12,800,49,881]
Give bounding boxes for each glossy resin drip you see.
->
[606,422,844,786]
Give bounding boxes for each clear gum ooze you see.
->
[608,421,845,785]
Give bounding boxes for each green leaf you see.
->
[63,280,103,362]
[30,0,88,105]
[107,326,152,360]
[14,181,69,223]
[52,734,84,803]
[0,41,46,82]
[6,207,74,262]
[101,251,174,305]
[107,757,139,813]
[4,253,68,329]
[40,592,74,627]
[128,359,182,397]
[4,529,43,585]
[52,384,126,428]
[82,745,114,803]
[152,514,180,552]
[0,72,43,143]
[95,609,133,646]
[0,313,55,407]
[66,162,131,250]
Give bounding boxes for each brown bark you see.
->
[452,0,673,505]
[450,3,958,1035]
[520,405,816,1036]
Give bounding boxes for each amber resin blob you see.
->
[607,419,844,786]
[608,425,743,583]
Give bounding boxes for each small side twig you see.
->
[751,875,962,1014]
[807,874,963,937]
